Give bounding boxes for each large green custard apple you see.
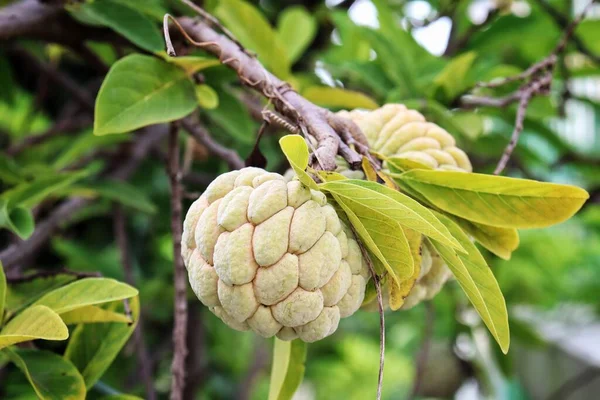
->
[181,168,369,342]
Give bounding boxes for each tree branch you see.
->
[167,122,188,400]
[166,14,369,171]
[0,0,62,40]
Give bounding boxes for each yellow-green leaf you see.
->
[268,338,307,400]
[400,170,589,228]
[386,156,433,173]
[316,170,348,182]
[0,305,68,349]
[331,193,413,283]
[388,228,421,311]
[433,51,477,100]
[453,218,519,260]
[321,180,464,252]
[361,156,378,181]
[4,348,86,400]
[32,278,138,314]
[428,213,510,353]
[279,135,319,190]
[60,305,131,325]
[303,86,379,110]
[65,296,140,388]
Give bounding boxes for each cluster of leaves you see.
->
[0,265,139,399]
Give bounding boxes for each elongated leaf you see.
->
[0,305,68,349]
[0,262,5,324]
[1,170,88,209]
[268,339,307,400]
[77,0,163,53]
[428,213,509,353]
[5,274,76,315]
[400,170,589,228]
[94,55,196,135]
[388,228,421,310]
[303,86,379,110]
[216,0,291,78]
[78,180,156,214]
[0,154,23,184]
[317,171,348,182]
[453,218,519,260]
[279,135,319,190]
[60,305,131,325]
[331,193,413,282]
[277,6,317,64]
[32,278,138,314]
[320,180,464,251]
[4,348,86,400]
[65,296,139,388]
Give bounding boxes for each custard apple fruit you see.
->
[181,167,370,342]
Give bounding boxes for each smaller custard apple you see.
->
[181,167,370,342]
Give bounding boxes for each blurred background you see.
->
[1,0,599,399]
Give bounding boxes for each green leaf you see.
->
[32,278,138,314]
[575,20,600,54]
[4,348,86,400]
[0,154,23,184]
[433,52,477,101]
[76,0,163,53]
[0,305,68,349]
[1,170,88,209]
[268,339,307,400]
[60,305,131,325]
[94,54,196,135]
[277,6,317,64]
[320,180,464,252]
[330,193,413,283]
[216,0,291,78]
[453,218,519,260]
[279,135,319,191]
[52,130,129,170]
[303,86,379,110]
[65,296,139,388]
[77,180,157,214]
[164,55,221,76]
[0,200,34,240]
[195,84,219,110]
[399,170,589,228]
[0,262,6,325]
[427,213,510,353]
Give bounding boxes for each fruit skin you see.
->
[182,167,369,342]
[337,104,472,309]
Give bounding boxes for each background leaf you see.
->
[94,55,196,135]
[303,86,379,110]
[277,6,317,64]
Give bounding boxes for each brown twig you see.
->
[113,205,157,400]
[180,115,244,170]
[167,122,188,400]
[408,302,435,400]
[546,367,600,400]
[351,225,385,400]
